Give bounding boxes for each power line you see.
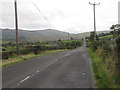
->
[89,2,100,41]
[30,0,56,29]
[30,0,50,27]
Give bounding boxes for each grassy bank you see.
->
[2,49,68,67]
[87,48,113,88]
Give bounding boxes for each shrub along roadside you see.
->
[2,40,82,59]
[1,49,68,67]
[87,48,113,88]
[2,40,83,67]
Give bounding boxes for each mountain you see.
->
[1,28,111,41]
[2,29,71,41]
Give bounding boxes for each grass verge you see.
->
[87,48,113,88]
[99,35,113,39]
[2,49,68,67]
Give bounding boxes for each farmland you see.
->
[2,39,83,67]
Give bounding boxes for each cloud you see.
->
[1,0,119,33]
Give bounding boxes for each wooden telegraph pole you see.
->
[89,2,100,41]
[14,0,19,55]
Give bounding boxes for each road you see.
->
[2,41,95,88]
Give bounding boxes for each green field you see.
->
[99,35,113,39]
[2,39,83,67]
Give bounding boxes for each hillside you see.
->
[2,29,70,41]
[1,28,111,41]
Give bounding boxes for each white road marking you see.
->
[31,71,40,77]
[13,51,78,87]
[82,72,85,76]
[17,59,58,86]
[36,70,40,73]
[17,51,76,86]
[20,76,30,83]
[64,54,71,57]
[17,76,31,85]
[16,50,76,86]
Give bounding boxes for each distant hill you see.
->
[2,29,70,41]
[72,30,111,39]
[1,28,111,41]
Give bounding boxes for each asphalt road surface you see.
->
[2,41,95,88]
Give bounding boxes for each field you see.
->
[2,39,82,67]
[99,35,113,39]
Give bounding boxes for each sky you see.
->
[1,0,120,33]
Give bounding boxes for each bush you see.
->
[116,37,120,54]
[2,40,82,59]
[2,50,16,59]
[115,37,120,76]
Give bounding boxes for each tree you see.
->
[110,24,120,38]
[58,39,61,42]
[70,37,74,40]
[89,32,94,41]
[110,25,116,30]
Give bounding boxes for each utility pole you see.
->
[14,0,19,55]
[89,2,100,41]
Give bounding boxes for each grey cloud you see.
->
[1,1,51,29]
[1,0,119,33]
